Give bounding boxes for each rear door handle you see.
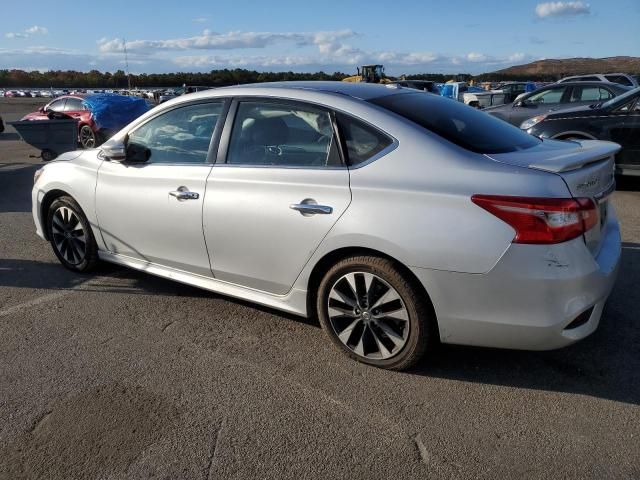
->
[169,188,199,200]
[290,202,333,215]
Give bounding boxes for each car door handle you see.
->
[169,189,199,200]
[290,203,333,215]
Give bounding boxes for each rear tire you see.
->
[316,255,434,370]
[46,196,98,272]
[79,125,96,149]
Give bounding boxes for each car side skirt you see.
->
[98,251,309,317]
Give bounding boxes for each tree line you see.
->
[0,68,600,89]
[0,69,350,88]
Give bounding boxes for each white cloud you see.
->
[25,25,48,35]
[97,29,357,53]
[535,2,590,18]
[5,32,28,39]
[193,17,208,23]
[5,25,48,39]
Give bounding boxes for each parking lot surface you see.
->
[1,98,639,479]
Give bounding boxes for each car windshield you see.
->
[600,86,640,109]
[369,92,540,154]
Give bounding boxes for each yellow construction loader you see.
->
[342,65,392,84]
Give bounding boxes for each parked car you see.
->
[32,82,621,370]
[523,86,640,176]
[388,80,440,94]
[494,81,541,103]
[22,95,99,148]
[558,73,638,88]
[485,81,630,126]
[441,82,506,108]
[4,90,18,97]
[21,94,149,149]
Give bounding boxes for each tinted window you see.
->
[64,98,85,111]
[527,87,566,104]
[336,113,393,166]
[127,102,222,164]
[605,75,633,87]
[226,101,341,167]
[370,92,540,154]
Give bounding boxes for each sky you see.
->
[0,0,638,75]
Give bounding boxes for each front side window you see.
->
[64,98,85,111]
[527,87,566,104]
[226,101,341,167]
[47,99,66,112]
[127,101,222,164]
[370,92,540,154]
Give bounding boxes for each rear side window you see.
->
[64,98,85,111]
[570,86,613,102]
[336,113,393,166]
[605,75,633,87]
[369,92,540,154]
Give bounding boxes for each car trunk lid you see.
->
[485,139,620,255]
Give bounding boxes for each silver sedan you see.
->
[32,82,621,370]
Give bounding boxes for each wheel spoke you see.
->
[329,287,357,309]
[328,298,358,318]
[376,320,406,348]
[337,318,361,344]
[52,215,65,232]
[371,288,401,311]
[370,326,393,358]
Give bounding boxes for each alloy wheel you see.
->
[51,206,86,265]
[80,127,95,148]
[327,272,410,360]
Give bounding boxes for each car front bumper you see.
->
[411,204,621,351]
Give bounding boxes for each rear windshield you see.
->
[369,92,540,154]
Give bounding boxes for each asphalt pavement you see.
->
[0,98,639,479]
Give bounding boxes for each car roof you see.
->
[189,81,407,101]
[544,81,630,89]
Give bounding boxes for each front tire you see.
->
[46,196,98,272]
[317,256,433,370]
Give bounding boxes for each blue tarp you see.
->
[82,94,150,130]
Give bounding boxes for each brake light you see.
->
[471,195,597,244]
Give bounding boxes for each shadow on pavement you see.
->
[412,242,640,406]
[0,133,21,141]
[0,162,39,213]
[616,175,640,192]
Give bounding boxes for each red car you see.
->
[21,95,99,148]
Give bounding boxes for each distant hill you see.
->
[488,56,640,79]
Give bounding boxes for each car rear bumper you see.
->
[411,205,621,350]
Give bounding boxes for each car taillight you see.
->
[471,195,597,244]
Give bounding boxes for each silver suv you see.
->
[558,73,638,88]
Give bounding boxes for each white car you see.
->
[32,82,621,370]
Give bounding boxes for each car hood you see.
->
[545,104,602,118]
[51,150,85,163]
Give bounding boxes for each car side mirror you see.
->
[124,142,151,163]
[100,141,127,162]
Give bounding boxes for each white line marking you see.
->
[622,246,640,250]
[0,289,75,317]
